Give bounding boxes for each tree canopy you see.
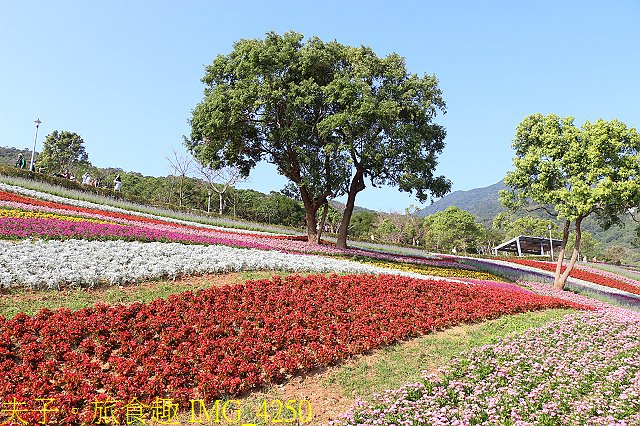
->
[493,213,560,240]
[500,113,640,289]
[314,44,451,247]
[423,206,484,254]
[186,31,450,247]
[185,32,350,241]
[37,130,90,174]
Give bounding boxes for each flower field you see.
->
[502,258,640,296]
[0,184,470,266]
[332,309,640,426]
[0,274,582,425]
[1,181,638,425]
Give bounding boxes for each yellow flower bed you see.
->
[361,259,509,282]
[0,208,114,225]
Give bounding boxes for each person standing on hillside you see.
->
[113,174,122,193]
[15,153,26,169]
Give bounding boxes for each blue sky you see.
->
[1,1,638,211]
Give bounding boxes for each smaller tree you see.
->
[349,211,377,239]
[565,231,600,260]
[423,206,484,254]
[404,205,425,246]
[166,148,194,207]
[602,245,627,265]
[375,217,402,244]
[479,226,506,255]
[37,130,90,174]
[197,164,246,215]
[501,114,640,289]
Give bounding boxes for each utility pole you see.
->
[30,118,42,171]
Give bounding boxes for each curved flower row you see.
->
[0,216,277,250]
[0,239,444,289]
[354,259,507,281]
[502,258,640,296]
[463,279,535,294]
[0,189,279,239]
[517,281,640,321]
[0,274,583,425]
[575,263,640,290]
[0,184,279,236]
[332,311,638,426]
[0,207,114,225]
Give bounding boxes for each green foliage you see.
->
[423,206,485,253]
[376,217,401,242]
[349,211,377,238]
[186,31,450,245]
[37,130,90,174]
[501,114,640,225]
[495,214,560,240]
[319,46,450,203]
[186,31,352,237]
[565,231,600,260]
[257,191,306,226]
[500,114,640,284]
[228,188,305,227]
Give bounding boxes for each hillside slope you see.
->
[417,180,506,225]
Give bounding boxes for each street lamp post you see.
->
[30,119,42,172]
[548,224,554,261]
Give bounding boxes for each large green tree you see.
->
[37,130,90,174]
[319,46,450,248]
[185,32,350,241]
[501,114,640,289]
[186,32,450,247]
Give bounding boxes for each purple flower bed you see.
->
[332,310,640,425]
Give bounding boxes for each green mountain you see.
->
[417,180,506,225]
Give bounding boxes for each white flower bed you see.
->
[0,239,438,290]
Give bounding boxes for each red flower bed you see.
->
[0,274,584,424]
[503,258,640,296]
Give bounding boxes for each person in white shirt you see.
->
[113,174,122,192]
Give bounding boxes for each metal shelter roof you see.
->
[493,235,563,256]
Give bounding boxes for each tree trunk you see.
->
[336,169,365,249]
[219,192,224,215]
[233,192,237,219]
[556,216,583,289]
[554,220,571,289]
[299,186,319,242]
[316,202,329,244]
